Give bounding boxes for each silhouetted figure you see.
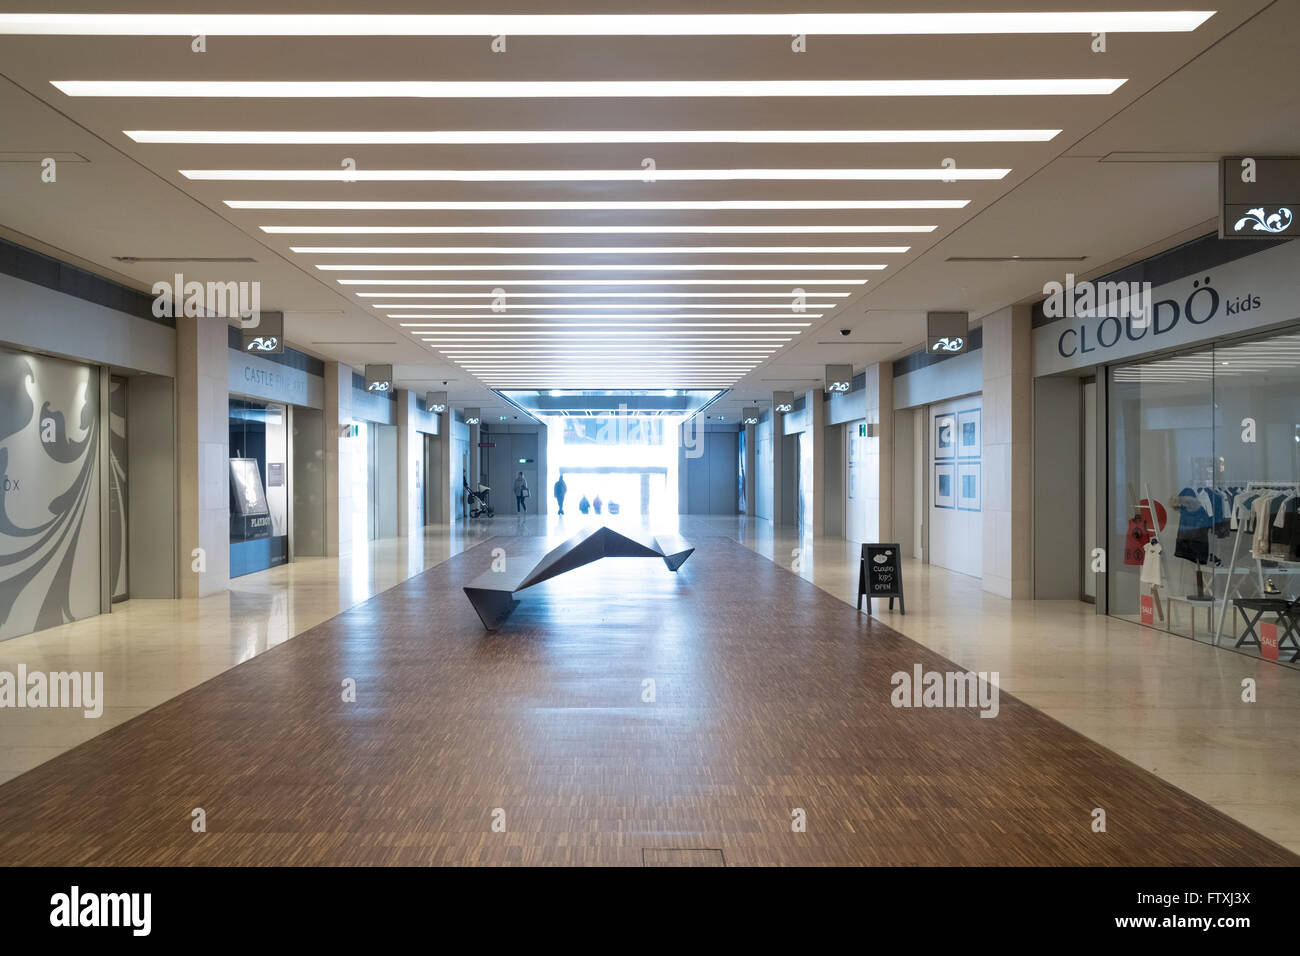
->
[578,495,591,515]
[554,476,567,515]
[592,494,603,515]
[512,471,529,513]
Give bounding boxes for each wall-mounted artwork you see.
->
[0,348,101,641]
[957,462,982,512]
[934,413,956,460]
[935,462,956,509]
[957,408,981,459]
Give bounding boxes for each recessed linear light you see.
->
[341,279,866,287]
[398,321,812,327]
[235,200,967,211]
[16,14,1212,36]
[265,225,937,235]
[60,80,1125,99]
[381,305,832,312]
[358,292,849,299]
[946,255,1087,262]
[439,348,780,354]
[318,264,888,271]
[136,130,1059,145]
[418,330,795,336]
[295,244,910,254]
[191,168,1006,183]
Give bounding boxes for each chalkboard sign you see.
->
[858,543,905,615]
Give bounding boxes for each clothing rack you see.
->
[1211,480,1300,646]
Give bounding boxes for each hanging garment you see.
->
[1250,494,1279,557]
[1124,517,1149,566]
[1172,487,1211,565]
[1140,540,1166,588]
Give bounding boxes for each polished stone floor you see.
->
[2,513,1298,855]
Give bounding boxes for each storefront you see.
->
[226,328,326,578]
[1033,233,1300,668]
[0,241,179,640]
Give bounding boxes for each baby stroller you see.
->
[468,483,494,518]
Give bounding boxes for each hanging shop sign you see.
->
[426,390,447,414]
[742,407,760,425]
[240,310,284,354]
[926,311,969,354]
[1033,238,1300,376]
[1219,157,1299,240]
[773,391,794,414]
[364,364,393,393]
[857,543,905,615]
[825,364,852,394]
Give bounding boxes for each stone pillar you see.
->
[743,421,756,515]
[323,361,354,557]
[175,316,230,597]
[805,388,826,536]
[862,363,895,542]
[469,421,481,490]
[396,389,417,537]
[772,392,788,526]
[981,304,1033,598]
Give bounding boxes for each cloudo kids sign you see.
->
[1033,240,1297,376]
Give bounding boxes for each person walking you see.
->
[554,475,567,515]
[513,471,529,513]
[578,495,590,515]
[592,494,603,515]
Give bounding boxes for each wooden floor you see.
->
[0,535,1293,866]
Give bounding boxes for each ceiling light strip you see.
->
[339,279,867,286]
[265,224,936,234]
[359,293,849,299]
[60,79,1125,98]
[235,200,967,210]
[318,264,887,271]
[294,244,911,253]
[191,168,1006,182]
[14,14,1211,36]
[135,129,1059,145]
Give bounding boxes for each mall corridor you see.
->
[0,0,1298,937]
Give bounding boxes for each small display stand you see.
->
[858,543,905,615]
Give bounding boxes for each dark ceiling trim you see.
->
[0,235,169,327]
[892,326,983,378]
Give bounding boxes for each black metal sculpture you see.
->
[463,526,695,629]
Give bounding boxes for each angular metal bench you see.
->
[463,526,695,630]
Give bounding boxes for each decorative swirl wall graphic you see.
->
[0,349,100,640]
[1233,206,1294,234]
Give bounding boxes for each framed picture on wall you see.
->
[957,408,981,459]
[933,413,956,459]
[957,462,982,512]
[934,462,956,509]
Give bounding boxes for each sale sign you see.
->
[1140,594,1155,626]
[1260,622,1279,662]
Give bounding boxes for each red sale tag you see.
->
[1140,594,1154,626]
[1260,622,1279,662]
